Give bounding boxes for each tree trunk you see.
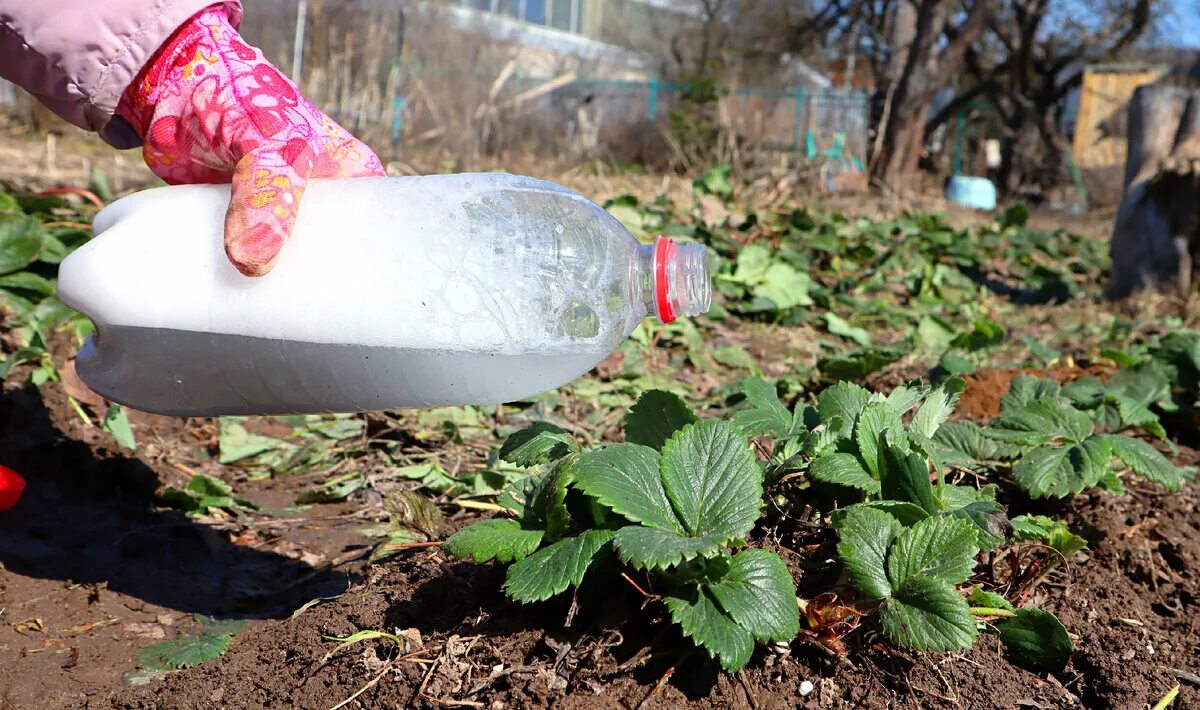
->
[872,0,995,193]
[1108,84,1200,298]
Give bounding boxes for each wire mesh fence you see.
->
[0,0,870,177]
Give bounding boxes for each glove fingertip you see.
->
[224,215,287,277]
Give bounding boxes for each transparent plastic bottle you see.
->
[56,174,711,416]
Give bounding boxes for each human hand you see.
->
[117,5,384,276]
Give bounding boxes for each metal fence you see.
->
[0,0,870,173]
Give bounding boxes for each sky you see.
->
[1158,0,1200,48]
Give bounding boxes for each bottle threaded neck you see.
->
[652,237,711,323]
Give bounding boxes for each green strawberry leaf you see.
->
[966,586,1015,612]
[574,444,679,532]
[884,382,930,416]
[1013,436,1112,498]
[612,526,731,569]
[664,588,755,671]
[879,437,937,514]
[521,458,576,539]
[944,500,1009,551]
[835,506,903,599]
[1000,376,1062,411]
[880,576,977,651]
[579,421,761,570]
[734,377,797,439]
[809,452,880,494]
[987,399,1096,447]
[503,529,616,602]
[932,420,1020,469]
[500,423,578,467]
[1107,434,1195,491]
[706,549,800,641]
[887,515,979,587]
[817,382,872,428]
[994,609,1073,673]
[658,419,762,539]
[624,390,698,450]
[444,519,544,564]
[909,377,965,440]
[855,403,905,477]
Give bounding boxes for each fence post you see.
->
[647,75,659,122]
[291,0,308,83]
[792,87,805,160]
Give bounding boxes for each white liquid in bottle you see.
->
[57,174,710,415]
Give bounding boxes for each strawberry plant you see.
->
[974,376,1195,498]
[445,392,800,671]
[732,375,1074,669]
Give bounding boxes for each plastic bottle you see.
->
[56,174,711,416]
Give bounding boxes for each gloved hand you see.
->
[117,5,384,276]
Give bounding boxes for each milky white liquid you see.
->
[57,174,675,416]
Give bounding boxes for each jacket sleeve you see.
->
[0,0,243,148]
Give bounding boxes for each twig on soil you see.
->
[1150,684,1180,710]
[620,572,659,601]
[635,664,675,710]
[1169,668,1200,687]
[328,661,394,710]
[737,669,759,710]
[409,655,441,708]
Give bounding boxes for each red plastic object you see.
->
[0,465,26,511]
[654,237,678,323]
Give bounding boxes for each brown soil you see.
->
[1,340,1195,709]
[957,361,1117,422]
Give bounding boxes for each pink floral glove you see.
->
[116,5,385,276]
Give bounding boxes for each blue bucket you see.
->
[946,176,997,211]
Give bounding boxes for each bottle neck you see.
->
[635,237,711,323]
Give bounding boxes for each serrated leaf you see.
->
[855,403,905,477]
[612,526,730,569]
[988,399,1095,446]
[624,390,698,450]
[659,419,761,539]
[664,588,755,671]
[880,576,977,651]
[910,377,965,440]
[932,420,1020,467]
[804,415,849,457]
[1013,436,1112,498]
[574,444,678,532]
[137,619,246,670]
[830,500,931,528]
[1000,376,1061,411]
[707,549,799,641]
[887,515,978,587]
[879,438,937,514]
[522,458,575,539]
[835,506,903,599]
[499,423,577,467]
[885,383,929,416]
[443,519,544,563]
[503,530,615,602]
[1009,515,1087,556]
[944,500,1009,551]
[817,382,872,427]
[966,586,1015,611]
[1107,435,1194,491]
[809,452,879,494]
[994,609,1073,672]
[734,377,794,438]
